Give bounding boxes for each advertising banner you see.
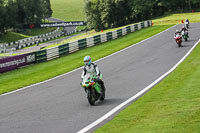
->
[23,21,86,29]
[0,53,36,73]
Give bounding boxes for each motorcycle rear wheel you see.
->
[100,91,105,101]
[185,38,188,42]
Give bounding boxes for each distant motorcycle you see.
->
[81,74,105,105]
[185,21,189,29]
[181,30,189,42]
[174,34,182,47]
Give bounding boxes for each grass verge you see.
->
[0,25,172,95]
[95,43,200,133]
[51,0,85,21]
[24,28,57,36]
[0,28,57,43]
[0,32,30,43]
[153,12,200,25]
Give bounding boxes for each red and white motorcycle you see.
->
[174,33,182,47]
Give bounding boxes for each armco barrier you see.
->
[112,30,118,39]
[126,26,131,33]
[130,25,135,32]
[101,33,107,43]
[69,41,79,53]
[141,22,145,29]
[106,32,113,41]
[122,28,127,36]
[134,24,138,31]
[86,37,94,47]
[93,35,101,45]
[46,47,59,61]
[59,43,69,56]
[0,20,152,73]
[78,39,87,50]
[35,50,47,63]
[117,29,123,38]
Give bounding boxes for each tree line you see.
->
[0,0,52,36]
[84,0,200,31]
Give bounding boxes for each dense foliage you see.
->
[0,0,52,36]
[84,0,200,31]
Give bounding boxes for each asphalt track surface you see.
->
[0,23,200,133]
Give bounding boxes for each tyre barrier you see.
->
[0,27,84,52]
[0,21,152,73]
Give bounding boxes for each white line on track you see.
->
[77,38,200,133]
[0,25,177,97]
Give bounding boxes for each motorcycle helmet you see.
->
[84,56,91,66]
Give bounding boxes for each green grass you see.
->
[95,42,200,133]
[153,12,200,25]
[0,25,172,94]
[0,28,57,43]
[51,0,85,21]
[0,32,30,43]
[24,28,57,36]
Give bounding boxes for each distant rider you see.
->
[185,19,190,28]
[185,19,190,25]
[81,56,105,94]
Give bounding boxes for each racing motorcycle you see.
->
[174,33,182,47]
[81,74,105,105]
[181,30,189,42]
[185,21,189,29]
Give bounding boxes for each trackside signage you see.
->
[24,21,86,29]
[0,53,35,73]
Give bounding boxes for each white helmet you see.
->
[84,56,91,66]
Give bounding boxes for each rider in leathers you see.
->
[185,19,190,25]
[174,29,181,38]
[81,56,105,94]
[181,26,188,33]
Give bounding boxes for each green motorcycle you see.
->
[181,30,189,42]
[81,74,105,105]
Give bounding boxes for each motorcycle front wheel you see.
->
[87,89,96,105]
